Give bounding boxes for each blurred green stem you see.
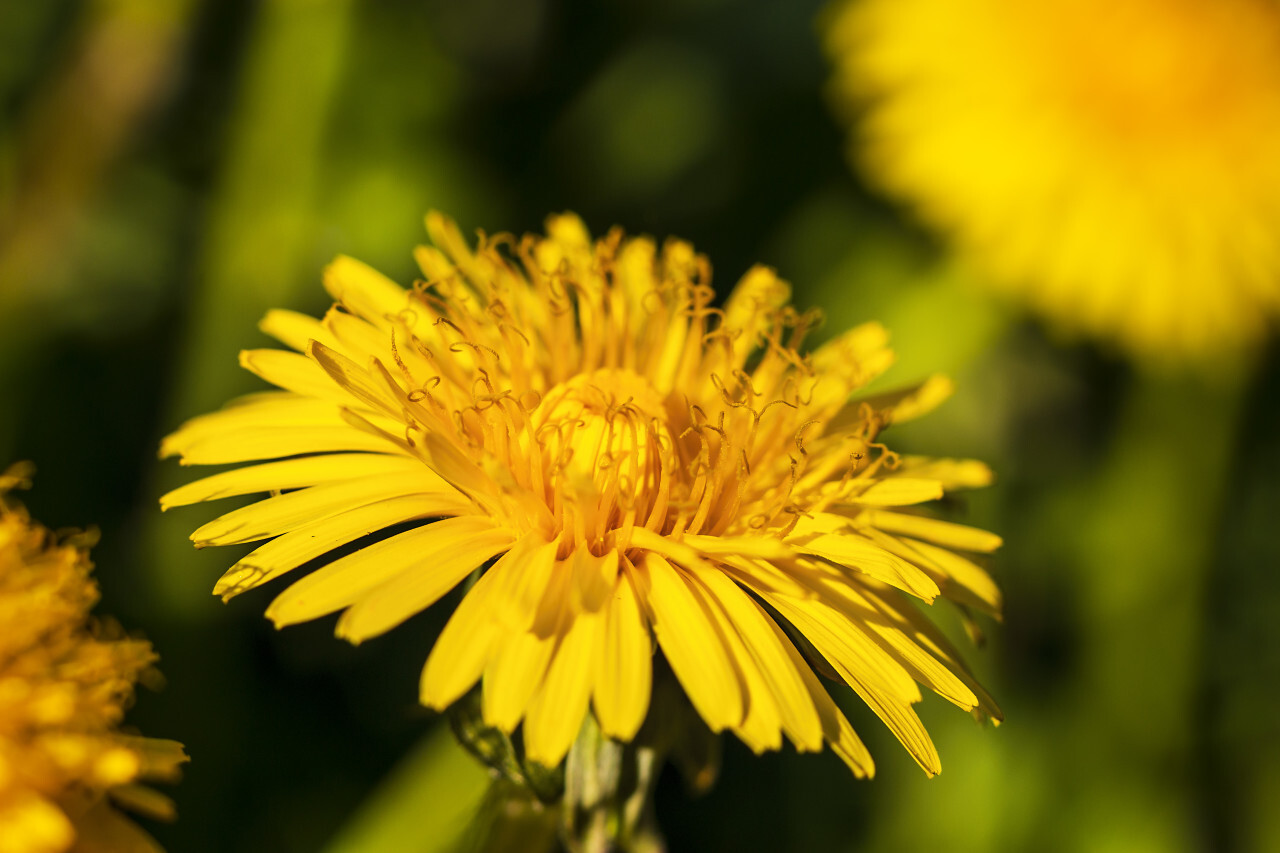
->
[168,0,354,420]
[322,722,491,853]
[145,0,354,617]
[563,715,623,853]
[1063,362,1250,852]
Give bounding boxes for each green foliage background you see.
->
[1,1,1277,851]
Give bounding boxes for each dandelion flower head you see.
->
[826,0,1280,360]
[162,213,1002,776]
[0,465,187,853]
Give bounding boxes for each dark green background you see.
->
[2,1,1277,851]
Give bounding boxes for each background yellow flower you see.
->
[0,467,187,853]
[826,0,1280,361]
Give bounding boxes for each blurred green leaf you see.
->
[146,0,355,618]
[323,723,491,853]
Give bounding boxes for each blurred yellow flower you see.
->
[826,0,1280,360]
[162,212,1001,776]
[0,465,187,853]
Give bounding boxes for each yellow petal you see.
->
[683,572,783,754]
[862,374,955,424]
[413,243,454,282]
[820,580,980,712]
[530,553,579,641]
[418,431,503,508]
[482,628,556,732]
[770,617,874,778]
[682,533,793,561]
[265,517,502,628]
[648,303,690,394]
[868,510,1003,553]
[629,526,713,571]
[419,541,538,710]
[307,341,401,417]
[335,527,514,644]
[214,493,465,600]
[161,394,348,458]
[488,537,559,633]
[80,796,171,850]
[765,594,920,704]
[424,211,479,278]
[891,456,994,490]
[191,471,453,546]
[175,425,394,466]
[239,348,343,401]
[106,785,178,822]
[0,792,75,853]
[716,554,815,600]
[845,477,945,507]
[571,547,619,613]
[481,552,580,730]
[721,265,791,367]
[259,308,338,352]
[615,237,658,332]
[160,452,420,509]
[808,322,896,410]
[523,611,599,766]
[592,565,652,740]
[860,584,1003,723]
[789,532,940,602]
[640,552,744,733]
[323,308,395,365]
[728,654,782,754]
[786,511,854,539]
[895,536,1003,616]
[765,593,940,776]
[324,254,410,324]
[694,570,824,752]
[816,320,889,362]
[336,406,416,456]
[545,211,591,248]
[120,735,190,780]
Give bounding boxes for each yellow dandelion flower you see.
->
[825,0,1280,360]
[161,212,1002,777]
[0,465,187,853]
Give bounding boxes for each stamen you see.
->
[331,224,915,561]
[794,419,820,455]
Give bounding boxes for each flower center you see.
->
[534,369,671,500]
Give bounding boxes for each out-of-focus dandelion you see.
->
[825,0,1280,361]
[161,212,1001,783]
[0,464,187,853]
